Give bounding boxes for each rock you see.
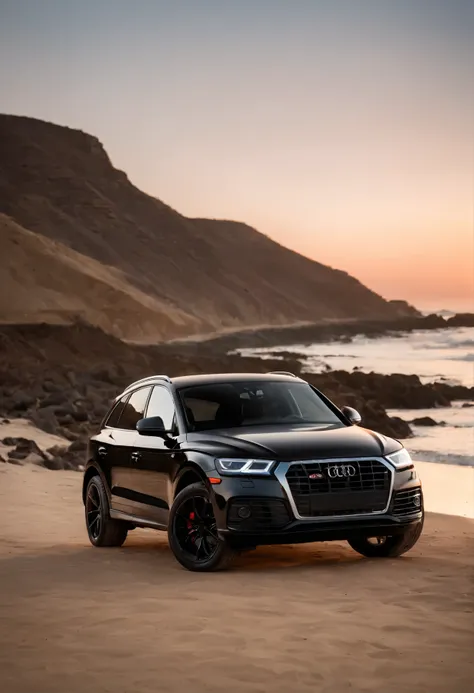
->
[90,364,120,384]
[23,452,46,466]
[7,456,24,466]
[8,448,29,460]
[30,407,59,435]
[0,453,5,463]
[42,380,63,394]
[69,438,87,452]
[39,393,66,409]
[461,402,474,408]
[63,453,85,470]
[60,428,80,442]
[446,313,474,328]
[53,405,75,418]
[57,414,75,426]
[3,438,47,464]
[46,444,68,458]
[43,456,64,470]
[411,416,441,426]
[2,436,23,446]
[10,391,35,411]
[71,408,88,423]
[388,300,420,318]
[20,438,44,455]
[2,419,10,424]
[418,314,447,329]
[65,370,77,387]
[388,416,413,438]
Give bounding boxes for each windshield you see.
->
[178,380,343,432]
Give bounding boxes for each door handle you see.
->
[130,451,141,463]
[98,446,107,458]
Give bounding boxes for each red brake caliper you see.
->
[187,511,196,542]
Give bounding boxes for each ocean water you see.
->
[237,327,474,467]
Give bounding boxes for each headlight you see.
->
[386,448,413,469]
[216,458,275,475]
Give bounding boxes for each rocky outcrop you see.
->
[1,322,472,457]
[306,371,468,410]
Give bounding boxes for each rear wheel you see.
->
[85,476,128,547]
[348,514,424,558]
[168,482,236,571]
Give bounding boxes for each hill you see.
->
[0,114,416,340]
[0,214,200,339]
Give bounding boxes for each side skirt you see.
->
[110,508,167,531]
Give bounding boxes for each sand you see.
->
[416,460,474,519]
[0,418,69,461]
[0,465,473,693]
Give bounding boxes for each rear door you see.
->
[131,385,181,525]
[109,386,152,515]
[90,394,129,506]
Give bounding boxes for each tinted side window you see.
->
[146,386,176,431]
[105,395,129,428]
[118,387,151,430]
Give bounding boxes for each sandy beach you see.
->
[0,461,473,693]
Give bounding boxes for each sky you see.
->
[1,0,473,312]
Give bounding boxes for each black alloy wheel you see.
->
[85,476,128,547]
[86,481,103,541]
[347,512,424,558]
[168,482,236,571]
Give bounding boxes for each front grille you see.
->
[392,488,422,516]
[285,459,391,518]
[227,498,291,531]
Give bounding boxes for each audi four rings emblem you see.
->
[327,464,357,478]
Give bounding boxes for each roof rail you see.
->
[267,370,297,378]
[124,375,172,391]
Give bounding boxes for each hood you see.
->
[184,424,401,460]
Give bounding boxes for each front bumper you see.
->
[208,464,423,548]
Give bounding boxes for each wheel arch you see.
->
[173,463,208,499]
[82,462,111,505]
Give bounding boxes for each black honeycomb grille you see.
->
[286,460,391,517]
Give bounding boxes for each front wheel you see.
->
[348,514,424,558]
[168,482,236,572]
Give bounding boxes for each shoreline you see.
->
[154,312,474,353]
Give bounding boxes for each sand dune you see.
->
[0,463,472,693]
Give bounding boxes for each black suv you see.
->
[83,372,424,571]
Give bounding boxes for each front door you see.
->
[131,385,181,526]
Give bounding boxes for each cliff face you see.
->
[0,114,417,340]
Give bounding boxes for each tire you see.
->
[348,513,424,558]
[85,475,128,547]
[168,482,236,572]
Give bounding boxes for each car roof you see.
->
[171,372,303,388]
[117,372,304,400]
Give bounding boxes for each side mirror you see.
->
[341,406,362,425]
[136,416,167,437]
